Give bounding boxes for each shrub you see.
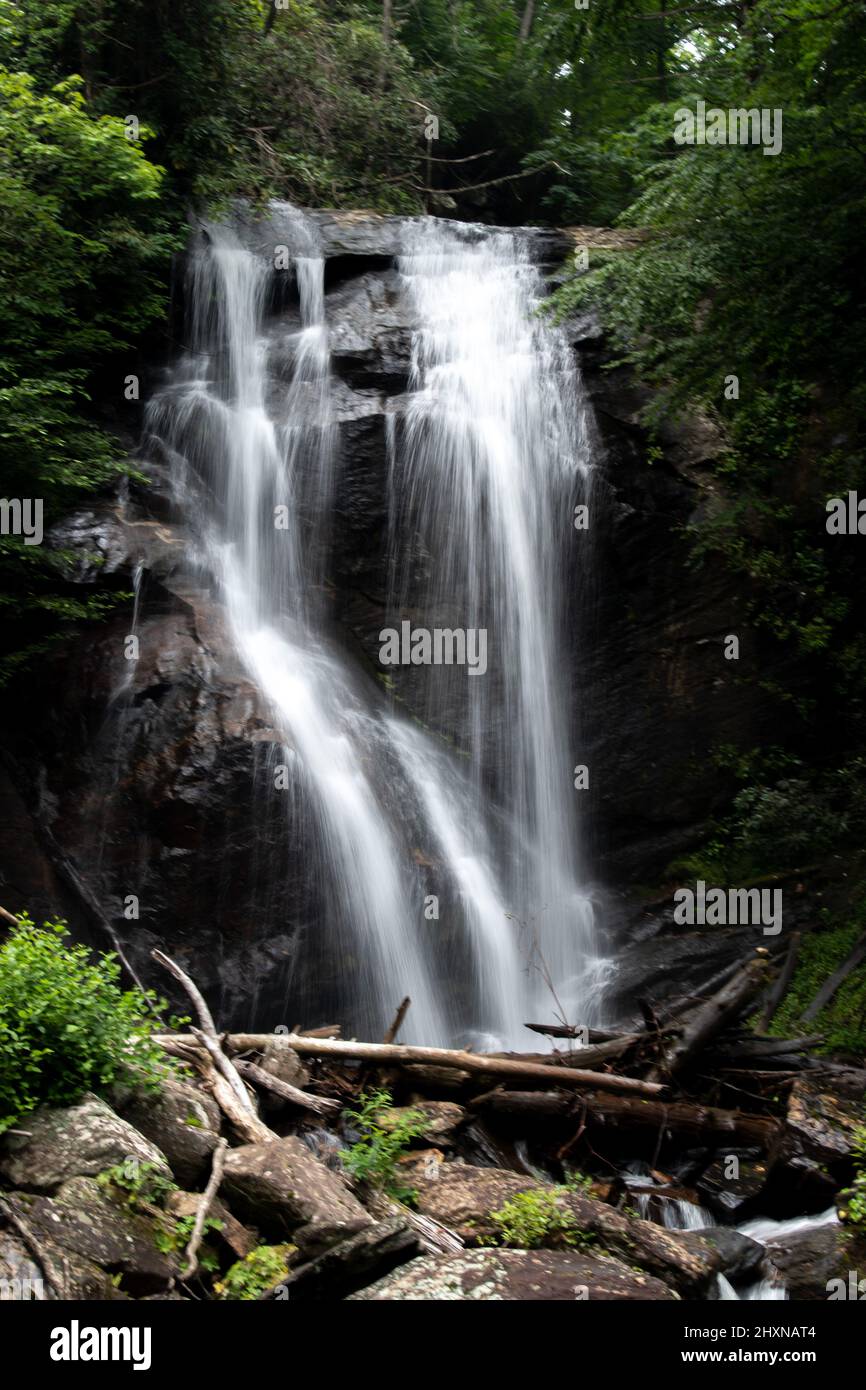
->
[489,1188,589,1250]
[154,1212,223,1274]
[840,1127,866,1232]
[768,912,866,1055]
[0,913,170,1132]
[340,1088,429,1203]
[214,1244,295,1301]
[96,1159,177,1211]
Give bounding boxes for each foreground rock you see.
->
[769,1075,864,1206]
[166,1191,258,1261]
[349,1249,679,1301]
[379,1101,465,1148]
[222,1136,372,1254]
[0,1233,49,1299]
[115,1076,222,1189]
[6,1177,177,1296]
[402,1160,720,1295]
[763,1217,866,1300]
[691,1227,765,1281]
[0,1095,172,1192]
[0,1229,127,1301]
[278,1216,418,1301]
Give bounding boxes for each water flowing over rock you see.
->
[4,207,615,1046]
[0,206,796,1039]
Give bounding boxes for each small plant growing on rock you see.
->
[97,1160,177,1211]
[154,1213,223,1273]
[489,1188,593,1251]
[341,1088,429,1203]
[839,1125,866,1231]
[0,914,171,1132]
[563,1167,594,1194]
[214,1244,295,1300]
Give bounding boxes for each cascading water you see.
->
[388,223,605,1034]
[143,209,609,1045]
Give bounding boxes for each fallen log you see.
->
[180,1138,227,1280]
[234,1059,340,1117]
[649,955,771,1081]
[523,1023,626,1043]
[489,1038,641,1068]
[659,945,786,1024]
[802,929,866,1023]
[154,1032,665,1096]
[471,1089,782,1149]
[187,1038,276,1145]
[759,931,802,1030]
[706,1034,824,1060]
[151,950,276,1145]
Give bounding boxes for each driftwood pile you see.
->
[147,942,834,1190]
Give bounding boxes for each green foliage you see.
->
[154,1212,223,1274]
[0,65,174,680]
[214,1243,295,1301]
[769,912,866,1055]
[96,1160,224,1273]
[562,1168,594,1194]
[97,1159,177,1210]
[667,758,866,885]
[546,1,866,749]
[840,1127,866,1232]
[341,1088,429,1202]
[0,913,170,1132]
[489,1187,590,1251]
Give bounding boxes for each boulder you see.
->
[763,1218,866,1300]
[379,1101,465,1148]
[768,1076,862,1208]
[696,1153,770,1218]
[783,1077,862,1169]
[116,1076,222,1188]
[256,1037,310,1107]
[325,269,414,392]
[0,1230,128,1301]
[0,1095,172,1193]
[222,1136,372,1254]
[278,1216,418,1301]
[0,1233,49,1301]
[349,1248,679,1301]
[7,1177,177,1296]
[402,1161,720,1294]
[691,1227,766,1281]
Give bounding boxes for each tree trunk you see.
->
[158,1032,665,1096]
[649,955,771,1081]
[472,1089,782,1149]
[517,0,535,45]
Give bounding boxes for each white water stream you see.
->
[623,1161,838,1299]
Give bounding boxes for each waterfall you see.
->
[143,210,609,1046]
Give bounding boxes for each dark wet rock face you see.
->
[764,1221,866,1300]
[0,209,795,1028]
